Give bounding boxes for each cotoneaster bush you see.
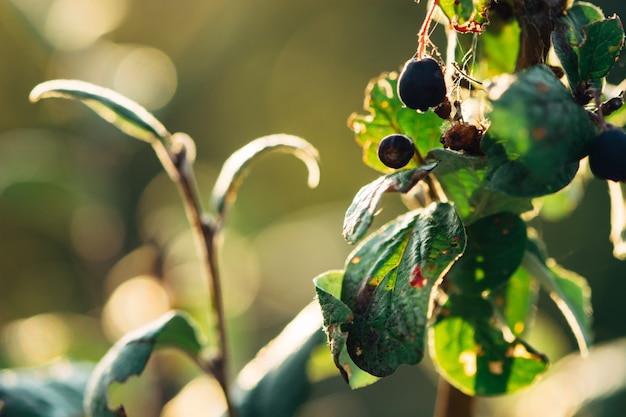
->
[0,1,625,417]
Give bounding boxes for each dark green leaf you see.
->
[447,212,527,295]
[552,1,605,88]
[84,311,203,417]
[348,72,446,173]
[578,15,625,81]
[314,271,380,388]
[484,65,595,197]
[438,0,490,33]
[234,302,326,417]
[426,148,532,223]
[0,362,93,417]
[429,293,548,395]
[210,134,320,221]
[523,250,593,355]
[340,202,465,377]
[29,80,170,144]
[342,163,438,244]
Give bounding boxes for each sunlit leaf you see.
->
[523,250,593,355]
[438,0,490,33]
[210,134,320,222]
[84,311,203,417]
[578,15,624,81]
[477,13,520,76]
[342,163,438,244]
[0,362,93,417]
[340,202,465,377]
[234,302,326,417]
[447,212,527,295]
[426,148,532,223]
[347,72,446,173]
[429,293,548,396]
[29,80,170,144]
[483,65,595,197]
[314,271,380,389]
[608,180,626,260]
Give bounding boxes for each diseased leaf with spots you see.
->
[552,1,606,88]
[426,148,532,223]
[348,72,446,173]
[447,212,527,295]
[578,15,625,81]
[483,65,595,197]
[342,163,438,244]
[84,311,203,417]
[429,293,548,395]
[438,0,490,33]
[339,202,465,377]
[314,271,380,389]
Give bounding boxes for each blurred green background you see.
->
[0,1,626,416]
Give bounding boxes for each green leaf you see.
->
[84,311,203,417]
[234,302,326,417]
[438,0,490,33]
[29,80,170,144]
[429,293,549,396]
[552,1,606,88]
[0,362,94,417]
[210,134,320,221]
[340,202,466,377]
[314,271,380,388]
[342,163,438,244]
[608,181,626,260]
[522,250,593,355]
[484,65,595,197]
[477,13,521,76]
[426,148,532,223]
[490,263,539,337]
[348,72,446,173]
[578,15,624,81]
[447,212,527,295]
[536,164,591,221]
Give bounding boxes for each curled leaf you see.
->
[210,134,320,222]
[342,163,438,244]
[30,79,170,144]
[84,311,202,417]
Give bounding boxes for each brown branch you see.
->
[433,378,475,417]
[513,0,568,71]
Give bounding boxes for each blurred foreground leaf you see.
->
[429,293,548,395]
[0,362,93,417]
[484,65,595,197]
[29,80,170,144]
[608,180,626,260]
[84,311,202,417]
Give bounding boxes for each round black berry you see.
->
[397,57,447,112]
[588,128,626,182]
[378,134,416,169]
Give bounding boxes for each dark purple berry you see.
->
[588,128,626,182]
[378,134,415,169]
[397,57,447,112]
